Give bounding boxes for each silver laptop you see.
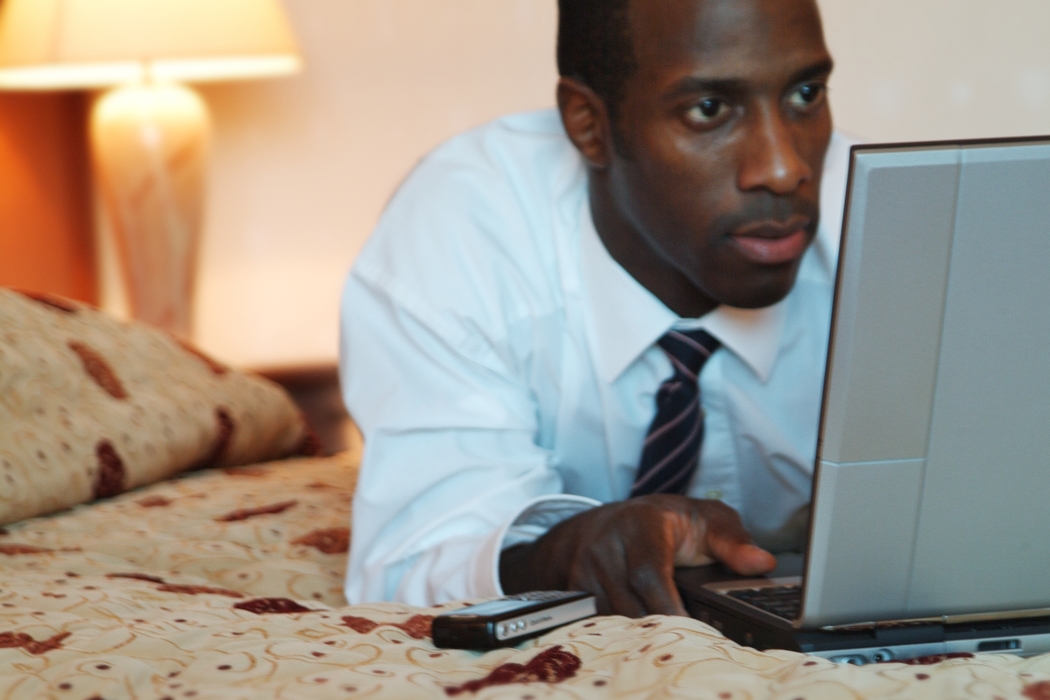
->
[676,135,1050,663]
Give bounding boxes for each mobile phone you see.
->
[432,591,597,649]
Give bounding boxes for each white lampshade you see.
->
[0,0,301,89]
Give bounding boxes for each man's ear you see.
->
[557,77,614,169]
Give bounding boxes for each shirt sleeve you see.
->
[341,274,598,605]
[340,123,609,604]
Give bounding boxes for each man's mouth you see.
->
[729,217,813,265]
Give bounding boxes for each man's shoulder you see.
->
[350,109,586,342]
[443,108,570,149]
[356,107,584,275]
[412,109,582,205]
[440,108,570,151]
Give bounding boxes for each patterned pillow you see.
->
[0,287,317,526]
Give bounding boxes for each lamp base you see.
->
[90,81,209,340]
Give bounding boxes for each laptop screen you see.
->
[802,137,1050,627]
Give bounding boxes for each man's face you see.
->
[608,0,833,311]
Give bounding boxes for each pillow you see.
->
[0,288,317,526]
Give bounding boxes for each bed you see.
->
[3,287,1049,699]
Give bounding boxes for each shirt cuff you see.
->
[486,494,602,596]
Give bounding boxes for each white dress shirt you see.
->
[341,109,853,606]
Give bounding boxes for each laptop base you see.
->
[676,563,1050,664]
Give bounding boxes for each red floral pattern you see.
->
[93,440,126,499]
[215,500,298,522]
[341,614,434,640]
[191,407,235,470]
[68,341,128,400]
[292,527,350,554]
[158,583,245,598]
[136,495,171,508]
[15,289,78,313]
[445,645,582,695]
[0,631,71,655]
[342,616,380,634]
[234,598,315,614]
[175,338,229,375]
[1024,681,1050,700]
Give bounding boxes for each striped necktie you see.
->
[630,329,721,497]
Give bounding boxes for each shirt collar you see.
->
[578,200,788,384]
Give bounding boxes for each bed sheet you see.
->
[2,453,1049,699]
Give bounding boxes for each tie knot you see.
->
[658,329,720,381]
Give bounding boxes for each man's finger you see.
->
[569,565,616,616]
[604,578,650,618]
[705,523,777,575]
[698,502,777,575]
[580,567,648,617]
[714,540,777,576]
[568,553,647,618]
[592,547,652,617]
[628,563,688,617]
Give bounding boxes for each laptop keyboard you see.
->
[726,585,802,620]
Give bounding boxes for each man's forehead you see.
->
[627,0,826,69]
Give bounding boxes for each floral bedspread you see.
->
[2,452,1049,699]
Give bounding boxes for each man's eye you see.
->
[685,98,729,124]
[789,83,826,109]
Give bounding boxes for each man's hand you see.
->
[499,496,776,617]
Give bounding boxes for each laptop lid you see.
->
[799,136,1050,628]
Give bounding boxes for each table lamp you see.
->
[0,0,301,339]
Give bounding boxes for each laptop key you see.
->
[725,585,802,620]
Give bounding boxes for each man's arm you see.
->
[339,123,614,605]
[342,270,566,605]
[500,495,777,617]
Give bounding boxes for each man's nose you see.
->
[737,104,812,195]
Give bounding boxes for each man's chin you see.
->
[713,266,804,310]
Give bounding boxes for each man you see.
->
[341,0,851,617]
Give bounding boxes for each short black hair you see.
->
[556,0,638,115]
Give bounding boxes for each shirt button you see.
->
[704,490,723,500]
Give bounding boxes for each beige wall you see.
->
[821,0,1050,142]
[191,0,557,368]
[104,0,1049,367]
